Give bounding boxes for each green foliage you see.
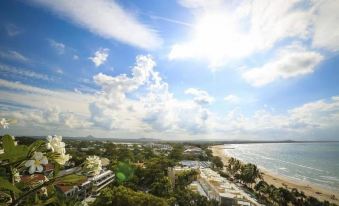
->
[239,163,261,186]
[211,156,223,169]
[0,135,29,164]
[227,157,242,176]
[149,176,172,197]
[175,170,198,189]
[93,186,169,206]
[174,189,218,206]
[0,176,21,194]
[168,145,184,162]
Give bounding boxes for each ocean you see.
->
[223,142,339,191]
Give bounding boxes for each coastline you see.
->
[211,145,339,205]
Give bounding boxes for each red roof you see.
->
[20,174,47,184]
[44,163,54,171]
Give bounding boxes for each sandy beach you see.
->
[211,145,339,205]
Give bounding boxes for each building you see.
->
[183,146,206,156]
[91,170,115,196]
[56,169,115,201]
[180,160,211,169]
[145,143,173,155]
[196,168,262,206]
[168,166,196,186]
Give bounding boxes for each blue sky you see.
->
[0,0,339,140]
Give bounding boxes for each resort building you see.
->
[196,168,262,206]
[169,164,262,206]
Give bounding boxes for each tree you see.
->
[168,145,184,162]
[212,156,223,169]
[174,189,218,206]
[0,134,87,206]
[227,158,242,176]
[239,163,261,187]
[150,176,172,197]
[93,186,169,206]
[254,180,269,195]
[175,170,198,189]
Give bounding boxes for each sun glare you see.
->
[190,13,254,67]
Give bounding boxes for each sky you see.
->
[0,0,339,140]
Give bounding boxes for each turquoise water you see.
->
[223,142,339,191]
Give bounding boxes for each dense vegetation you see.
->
[54,140,218,206]
[4,137,337,206]
[226,157,336,206]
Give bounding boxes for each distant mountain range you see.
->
[12,135,339,144]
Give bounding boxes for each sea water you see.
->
[223,142,339,191]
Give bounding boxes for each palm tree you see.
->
[255,180,269,195]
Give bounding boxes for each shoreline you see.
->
[211,145,339,205]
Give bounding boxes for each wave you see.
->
[227,149,325,172]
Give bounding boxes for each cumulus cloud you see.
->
[0,79,94,136]
[217,96,339,140]
[185,88,214,105]
[1,55,339,140]
[48,39,65,54]
[90,55,211,134]
[242,44,324,86]
[89,48,109,67]
[0,50,29,62]
[29,0,162,49]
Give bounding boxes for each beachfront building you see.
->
[196,168,262,206]
[168,160,211,185]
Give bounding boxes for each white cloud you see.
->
[0,50,29,62]
[48,39,65,54]
[0,63,51,81]
[242,43,324,86]
[311,0,339,51]
[171,0,339,69]
[206,96,339,140]
[89,48,109,67]
[90,55,212,134]
[0,79,93,115]
[224,94,239,103]
[29,0,162,49]
[4,23,23,36]
[73,55,79,60]
[185,88,214,105]
[170,0,313,68]
[1,55,339,140]
[55,68,64,74]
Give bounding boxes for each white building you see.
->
[56,169,115,201]
[196,168,262,206]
